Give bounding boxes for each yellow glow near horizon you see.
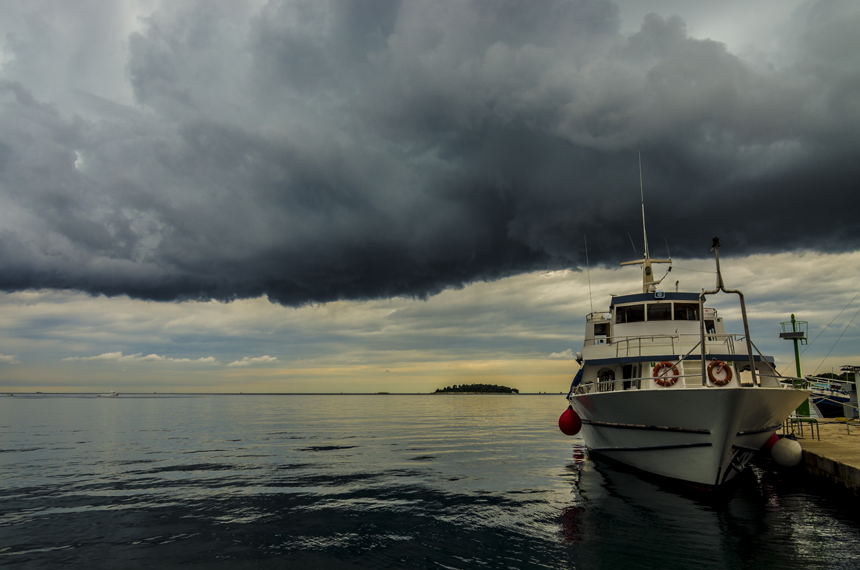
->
[1,251,859,393]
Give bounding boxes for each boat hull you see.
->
[569,387,808,487]
[812,394,850,418]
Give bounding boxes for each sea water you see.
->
[1,394,859,569]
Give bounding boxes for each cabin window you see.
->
[647,303,671,321]
[616,305,645,323]
[597,368,616,392]
[594,323,609,336]
[674,303,700,321]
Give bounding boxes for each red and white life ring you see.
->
[707,360,733,386]
[652,361,679,387]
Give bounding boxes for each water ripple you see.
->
[1,395,859,569]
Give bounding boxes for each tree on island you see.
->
[817,372,850,382]
[434,383,519,394]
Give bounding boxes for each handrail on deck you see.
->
[577,370,800,395]
[610,333,741,357]
[586,312,612,322]
[578,371,755,394]
[805,374,857,391]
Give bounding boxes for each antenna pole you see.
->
[585,235,594,315]
[639,152,649,259]
[621,154,669,293]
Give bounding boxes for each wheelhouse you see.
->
[584,292,725,347]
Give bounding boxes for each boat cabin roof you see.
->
[610,292,701,307]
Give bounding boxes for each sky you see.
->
[0,0,858,393]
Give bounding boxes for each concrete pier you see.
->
[795,420,860,496]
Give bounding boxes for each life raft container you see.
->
[652,361,679,387]
[707,360,733,386]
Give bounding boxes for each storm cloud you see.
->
[0,0,858,305]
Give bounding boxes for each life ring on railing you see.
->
[707,360,733,386]
[653,361,679,387]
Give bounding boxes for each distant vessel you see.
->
[98,391,119,397]
[809,381,850,418]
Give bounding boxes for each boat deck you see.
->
[795,420,860,496]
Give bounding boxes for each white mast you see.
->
[621,153,670,293]
[639,152,649,260]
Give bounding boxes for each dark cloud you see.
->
[0,0,858,305]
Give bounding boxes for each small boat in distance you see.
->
[97,391,119,397]
[808,379,850,418]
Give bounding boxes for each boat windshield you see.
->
[674,303,699,320]
[617,302,697,323]
[647,304,671,321]
[616,305,645,323]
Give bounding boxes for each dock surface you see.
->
[795,420,860,495]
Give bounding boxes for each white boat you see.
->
[565,212,808,488]
[97,391,119,397]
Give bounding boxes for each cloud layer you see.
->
[227,355,279,367]
[62,352,219,365]
[0,0,858,306]
[2,251,859,392]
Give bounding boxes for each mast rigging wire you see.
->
[813,304,860,375]
[627,232,639,257]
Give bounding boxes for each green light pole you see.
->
[780,314,809,416]
[790,314,802,378]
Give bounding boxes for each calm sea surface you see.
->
[1,394,859,569]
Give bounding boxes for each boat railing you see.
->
[611,333,742,358]
[791,375,855,393]
[576,370,796,395]
[575,372,726,394]
[586,311,612,322]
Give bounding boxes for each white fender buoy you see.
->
[771,437,803,467]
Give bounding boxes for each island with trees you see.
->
[433,384,519,394]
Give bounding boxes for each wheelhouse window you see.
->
[616,305,645,323]
[674,303,700,321]
[647,303,671,321]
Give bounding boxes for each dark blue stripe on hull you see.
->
[591,442,713,452]
[583,419,710,434]
[736,423,782,436]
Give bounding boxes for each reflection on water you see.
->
[1,394,859,569]
[563,451,860,569]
